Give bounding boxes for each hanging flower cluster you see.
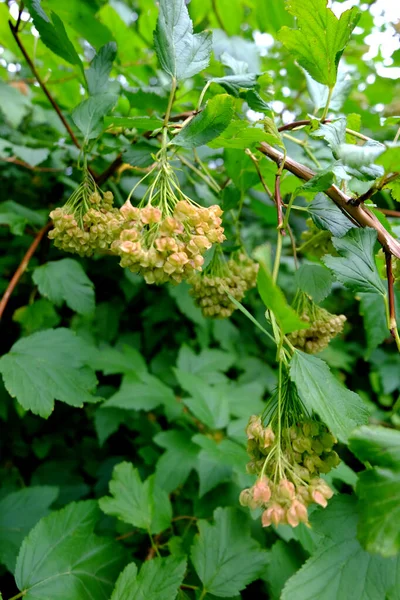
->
[48,174,123,257]
[240,415,338,528]
[189,249,258,318]
[288,291,346,353]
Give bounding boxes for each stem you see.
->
[8,592,26,600]
[147,531,161,558]
[245,148,273,197]
[164,77,177,127]
[8,21,80,149]
[384,251,400,352]
[199,589,208,600]
[321,86,333,121]
[197,80,212,110]
[394,126,400,144]
[180,584,200,591]
[194,149,220,191]
[179,155,220,193]
[0,222,52,320]
[272,230,283,284]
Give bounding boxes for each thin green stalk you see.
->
[383,295,400,353]
[272,231,283,284]
[394,126,400,144]
[197,80,212,110]
[8,592,26,600]
[194,148,221,191]
[321,86,333,121]
[179,155,220,193]
[148,530,161,557]
[282,133,321,168]
[164,77,177,127]
[199,588,208,600]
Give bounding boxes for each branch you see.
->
[0,156,62,172]
[0,222,52,320]
[384,251,400,351]
[258,142,400,259]
[354,171,400,205]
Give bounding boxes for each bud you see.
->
[262,503,286,527]
[277,479,295,500]
[239,488,253,507]
[253,477,271,504]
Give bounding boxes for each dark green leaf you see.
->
[72,94,118,141]
[359,293,388,354]
[86,42,117,96]
[308,193,355,237]
[295,264,334,303]
[154,0,212,81]
[111,557,187,600]
[173,95,234,148]
[154,430,199,493]
[290,350,369,441]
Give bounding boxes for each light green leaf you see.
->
[191,507,268,597]
[25,0,84,74]
[208,120,278,150]
[154,0,212,81]
[86,42,117,96]
[307,193,355,237]
[13,299,61,336]
[173,95,234,148]
[174,369,230,429]
[323,228,387,295]
[376,146,400,173]
[15,500,126,600]
[295,264,334,303]
[278,0,360,87]
[257,262,309,334]
[104,115,164,130]
[111,557,187,600]
[0,328,97,418]
[154,430,199,493]
[336,142,385,168]
[354,465,400,557]
[103,372,176,412]
[72,94,118,141]
[305,69,352,112]
[32,259,95,316]
[282,496,399,600]
[0,486,58,573]
[312,118,346,156]
[99,462,172,534]
[290,350,369,441]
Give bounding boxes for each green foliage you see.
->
[1,0,400,597]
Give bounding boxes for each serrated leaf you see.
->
[299,170,335,193]
[312,118,346,156]
[305,69,352,112]
[154,0,212,81]
[154,430,199,493]
[90,344,147,376]
[25,1,84,74]
[86,42,117,96]
[282,495,399,600]
[13,299,60,336]
[0,486,58,573]
[323,228,387,295]
[103,372,176,412]
[176,345,234,380]
[307,193,355,237]
[264,540,306,600]
[191,507,268,597]
[349,426,400,557]
[0,328,97,418]
[278,0,360,87]
[173,95,234,148]
[359,293,388,354]
[336,142,385,169]
[257,262,309,334]
[111,557,187,600]
[15,500,126,600]
[295,264,334,303]
[174,369,230,429]
[290,350,369,441]
[99,462,172,534]
[32,259,95,315]
[72,94,118,141]
[208,120,278,149]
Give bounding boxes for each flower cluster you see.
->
[49,186,123,257]
[288,292,346,353]
[189,251,258,318]
[240,415,338,528]
[111,199,225,284]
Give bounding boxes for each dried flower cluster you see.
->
[289,292,346,353]
[49,187,123,257]
[240,415,338,528]
[190,252,258,318]
[111,199,225,284]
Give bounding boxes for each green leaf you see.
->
[86,42,117,96]
[15,500,126,600]
[90,344,147,376]
[295,264,334,303]
[103,372,176,412]
[32,259,95,316]
[154,430,199,493]
[154,0,212,81]
[299,170,335,193]
[307,193,355,237]
[104,116,164,131]
[376,146,400,173]
[25,1,84,74]
[111,557,187,600]
[13,299,61,336]
[0,80,31,128]
[176,345,234,380]
[174,369,230,429]
[336,142,385,169]
[359,293,388,354]
[278,0,360,87]
[282,496,399,600]
[72,94,118,141]
[172,95,234,148]
[349,426,400,557]
[312,118,346,156]
[305,69,352,112]
[257,262,309,334]
[191,507,268,597]
[99,462,172,534]
[208,120,278,150]
[0,486,58,573]
[264,540,306,600]
[323,228,387,296]
[0,328,98,418]
[290,350,369,441]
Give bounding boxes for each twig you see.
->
[287,223,298,268]
[258,142,400,259]
[274,173,285,235]
[378,208,400,218]
[384,251,400,351]
[352,172,400,206]
[96,154,124,185]
[0,156,62,172]
[9,20,81,150]
[245,148,273,197]
[277,119,330,132]
[0,222,52,320]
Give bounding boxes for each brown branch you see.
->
[0,222,52,320]
[258,142,400,259]
[385,251,397,337]
[277,119,331,132]
[274,173,285,235]
[378,208,400,218]
[0,156,62,172]
[353,171,400,205]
